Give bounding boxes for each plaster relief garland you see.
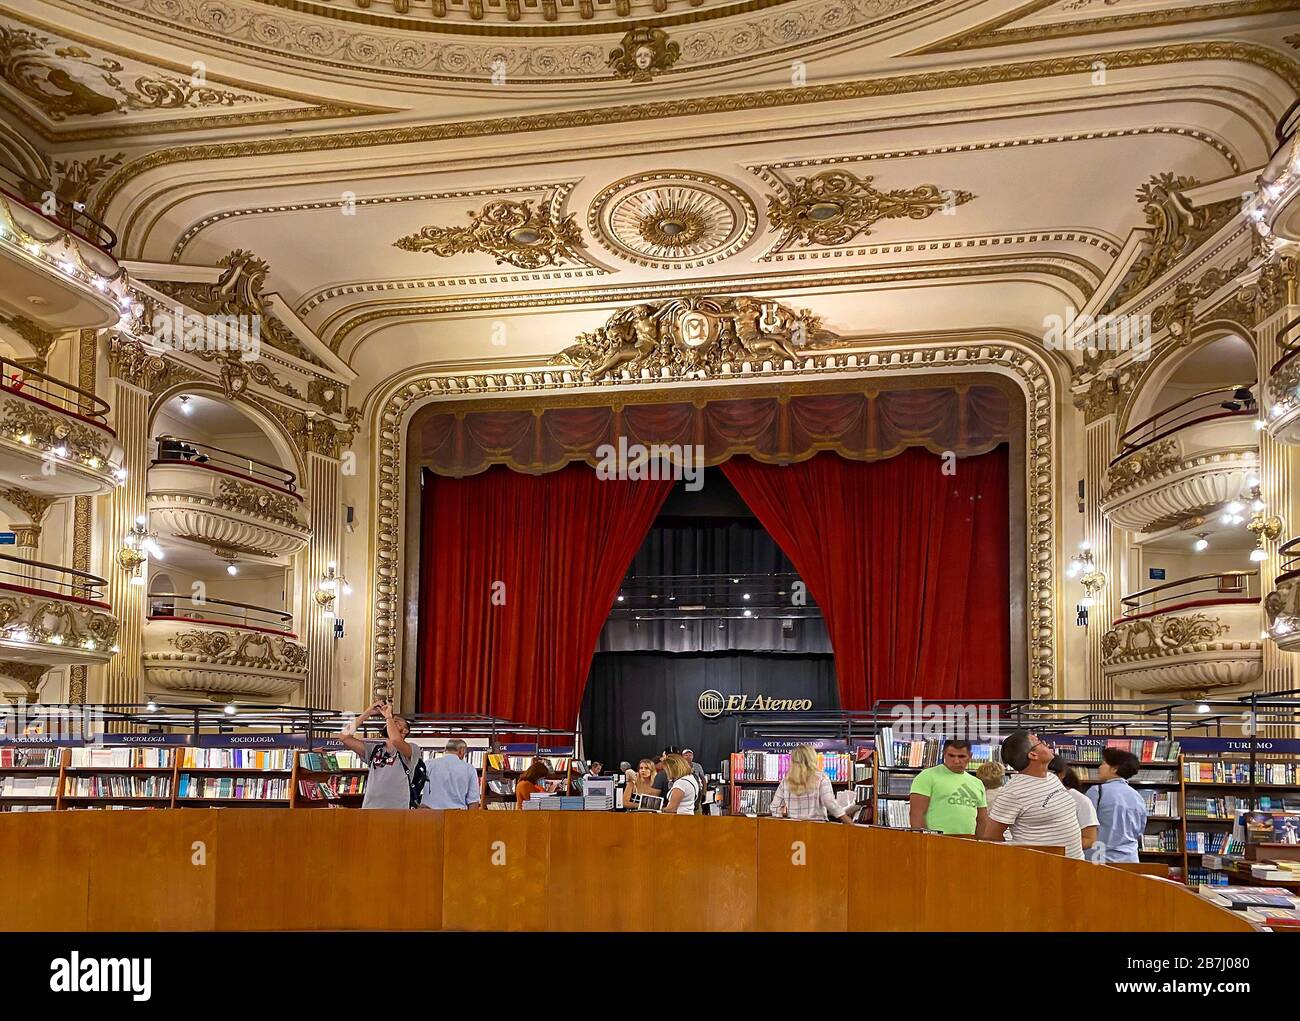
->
[366,340,1059,702]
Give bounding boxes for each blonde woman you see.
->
[625,758,659,809]
[976,760,1006,814]
[768,744,853,822]
[660,753,700,815]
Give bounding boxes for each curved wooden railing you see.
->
[0,552,108,603]
[147,593,294,635]
[0,812,1255,932]
[0,163,117,253]
[1114,570,1259,625]
[1111,383,1256,468]
[152,434,297,494]
[0,356,112,428]
[1267,315,1300,378]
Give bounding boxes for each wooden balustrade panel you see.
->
[0,812,1254,932]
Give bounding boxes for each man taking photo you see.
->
[339,700,420,809]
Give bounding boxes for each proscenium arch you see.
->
[146,380,306,486]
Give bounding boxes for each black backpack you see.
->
[401,752,430,808]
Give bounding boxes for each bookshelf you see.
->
[295,740,367,807]
[0,744,65,812]
[726,739,853,816]
[481,744,575,811]
[873,728,999,829]
[176,739,298,806]
[61,740,179,810]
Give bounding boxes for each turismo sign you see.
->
[697,689,814,719]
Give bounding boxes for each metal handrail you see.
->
[146,592,293,632]
[0,163,117,253]
[0,551,107,601]
[153,434,296,492]
[1111,383,1256,467]
[0,356,111,425]
[1267,315,1300,377]
[1117,570,1259,619]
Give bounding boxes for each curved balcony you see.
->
[1266,316,1300,446]
[0,164,124,331]
[1102,572,1262,695]
[0,554,117,695]
[147,437,308,564]
[1101,384,1258,536]
[0,358,120,496]
[142,594,306,699]
[1264,537,1300,653]
[1258,100,1299,245]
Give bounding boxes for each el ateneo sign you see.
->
[698,689,814,719]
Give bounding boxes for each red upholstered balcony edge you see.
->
[0,580,110,611]
[149,459,302,501]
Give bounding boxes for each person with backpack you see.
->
[421,738,481,810]
[660,753,700,815]
[339,700,422,809]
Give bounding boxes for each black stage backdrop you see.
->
[580,651,839,773]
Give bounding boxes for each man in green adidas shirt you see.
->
[908,739,988,834]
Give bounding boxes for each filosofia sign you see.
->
[698,689,814,719]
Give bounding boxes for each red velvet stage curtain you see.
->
[417,464,673,729]
[721,447,1009,708]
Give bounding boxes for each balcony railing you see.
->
[1267,315,1300,381]
[153,435,297,494]
[147,594,294,635]
[1111,384,1256,468]
[0,552,107,603]
[1,357,111,428]
[0,163,117,254]
[1116,570,1260,623]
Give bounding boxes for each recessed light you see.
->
[25,295,48,306]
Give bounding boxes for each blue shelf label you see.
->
[195,734,307,748]
[740,738,849,752]
[1148,567,1166,580]
[0,532,15,545]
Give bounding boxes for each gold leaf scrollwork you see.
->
[170,629,307,672]
[1102,613,1229,661]
[394,199,584,270]
[0,396,111,462]
[608,27,680,83]
[1105,438,1182,493]
[215,478,301,527]
[766,170,975,250]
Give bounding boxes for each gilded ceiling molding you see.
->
[327,255,1099,355]
[89,0,934,82]
[1104,174,1238,312]
[759,230,1121,265]
[552,296,836,380]
[608,27,679,82]
[765,169,974,251]
[0,312,55,367]
[588,170,758,269]
[50,153,126,207]
[0,486,55,524]
[914,0,1297,53]
[393,196,585,270]
[91,41,1300,225]
[364,336,1060,702]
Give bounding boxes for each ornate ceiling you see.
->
[1,0,1296,397]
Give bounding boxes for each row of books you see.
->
[1074,766,1178,785]
[1187,869,1233,887]
[64,776,171,798]
[298,776,365,800]
[485,754,570,774]
[1185,831,1238,854]
[1183,761,1300,785]
[734,788,776,815]
[68,747,176,769]
[520,795,608,811]
[0,748,60,768]
[1250,859,1300,882]
[1056,738,1180,764]
[876,732,996,769]
[0,776,57,798]
[1138,789,1179,817]
[179,749,292,770]
[298,751,364,773]
[176,774,290,800]
[877,800,912,828]
[728,751,853,782]
[1140,830,1181,852]
[1185,794,1251,820]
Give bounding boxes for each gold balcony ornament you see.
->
[314,561,351,618]
[119,516,163,586]
[766,170,974,250]
[608,27,679,83]
[1066,542,1105,608]
[393,199,583,270]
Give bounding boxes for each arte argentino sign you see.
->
[698,689,814,719]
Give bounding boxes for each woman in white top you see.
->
[661,753,699,815]
[1050,758,1099,853]
[768,744,853,822]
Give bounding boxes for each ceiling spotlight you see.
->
[146,700,157,712]
[179,395,193,414]
[1250,547,1269,562]
[1196,702,1210,714]
[1226,501,1244,514]
[226,563,239,576]
[617,594,625,602]
[1255,419,1267,431]
[1193,535,1209,552]
[223,702,237,716]
[742,593,751,601]
[742,608,753,618]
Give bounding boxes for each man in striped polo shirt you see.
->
[979,731,1084,860]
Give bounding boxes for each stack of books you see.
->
[1250,860,1300,882]
[69,747,174,769]
[298,775,365,800]
[177,774,289,800]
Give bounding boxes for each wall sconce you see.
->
[1247,486,1282,563]
[118,516,163,585]
[1066,541,1106,608]
[315,561,350,618]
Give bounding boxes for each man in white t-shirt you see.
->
[979,731,1084,860]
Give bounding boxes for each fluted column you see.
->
[1083,414,1121,701]
[1258,300,1300,699]
[102,378,150,705]
[12,524,40,583]
[302,449,342,709]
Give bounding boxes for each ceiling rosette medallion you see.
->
[551,296,836,380]
[394,197,584,270]
[589,171,758,269]
[765,169,975,251]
